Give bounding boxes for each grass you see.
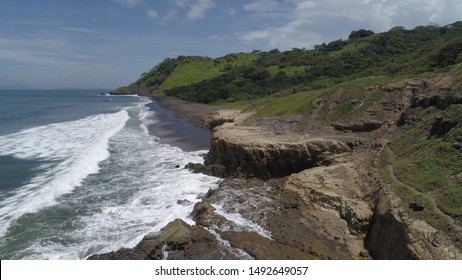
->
[325,75,392,119]
[388,104,462,218]
[436,184,462,217]
[219,75,396,123]
[334,102,355,119]
[160,54,260,90]
[160,56,223,90]
[217,89,326,125]
[361,91,383,111]
[328,41,370,58]
[379,96,462,229]
[379,149,452,231]
[214,53,260,67]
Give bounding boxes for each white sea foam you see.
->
[0,99,223,259]
[72,135,221,257]
[0,110,129,236]
[0,104,220,259]
[212,204,273,239]
[138,99,158,127]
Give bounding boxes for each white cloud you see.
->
[0,37,93,66]
[187,0,215,21]
[209,34,228,41]
[238,30,270,42]
[112,0,144,8]
[174,0,190,8]
[147,9,159,19]
[243,0,278,12]
[158,0,215,23]
[3,20,57,26]
[227,8,237,16]
[161,10,179,25]
[59,27,98,34]
[238,0,462,50]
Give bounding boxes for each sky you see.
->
[0,0,461,89]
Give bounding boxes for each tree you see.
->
[243,65,271,81]
[434,41,462,67]
[325,39,345,51]
[272,70,289,82]
[349,29,375,39]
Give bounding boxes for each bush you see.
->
[433,41,462,67]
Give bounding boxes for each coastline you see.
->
[145,95,217,152]
[90,83,462,260]
[151,94,218,128]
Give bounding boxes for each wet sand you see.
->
[145,95,218,152]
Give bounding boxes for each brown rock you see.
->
[366,190,461,260]
[220,231,312,260]
[207,126,350,179]
[88,219,242,260]
[332,121,383,132]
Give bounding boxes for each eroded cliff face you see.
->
[205,125,351,180]
[366,189,461,260]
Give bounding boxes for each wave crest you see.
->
[0,110,129,236]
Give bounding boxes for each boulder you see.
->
[410,199,426,211]
[360,249,370,257]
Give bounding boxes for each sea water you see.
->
[0,90,220,259]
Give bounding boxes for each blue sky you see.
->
[0,0,461,89]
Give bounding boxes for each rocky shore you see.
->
[90,73,462,259]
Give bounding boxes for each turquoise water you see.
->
[0,90,218,259]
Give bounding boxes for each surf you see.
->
[0,109,129,236]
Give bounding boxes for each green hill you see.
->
[128,21,462,107]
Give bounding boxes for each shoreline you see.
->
[151,94,218,128]
[145,95,217,152]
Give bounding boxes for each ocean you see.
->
[0,89,220,259]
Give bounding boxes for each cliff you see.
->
[205,125,350,179]
[90,66,462,260]
[367,189,461,260]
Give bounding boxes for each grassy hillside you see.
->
[130,21,462,106]
[133,53,259,92]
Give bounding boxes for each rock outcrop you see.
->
[205,126,350,179]
[405,77,462,109]
[366,190,461,260]
[190,177,366,259]
[88,219,244,260]
[332,121,383,132]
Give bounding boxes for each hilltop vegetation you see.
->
[130,21,462,105]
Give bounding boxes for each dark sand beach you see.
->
[146,95,217,151]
